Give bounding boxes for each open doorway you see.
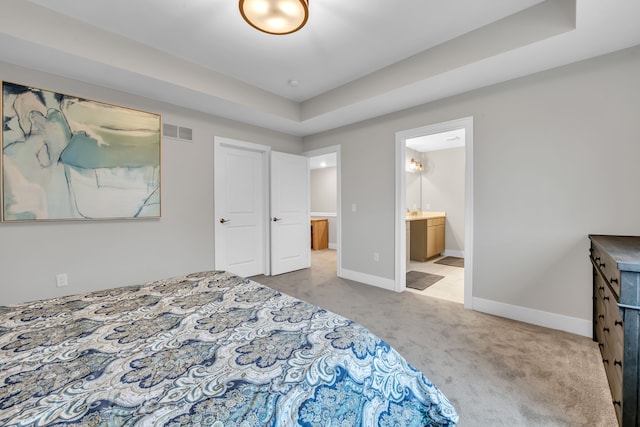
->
[304,146,341,276]
[405,130,465,303]
[395,117,474,309]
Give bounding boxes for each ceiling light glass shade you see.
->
[239,0,309,35]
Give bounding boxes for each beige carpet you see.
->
[252,250,617,426]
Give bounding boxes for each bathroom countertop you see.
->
[405,211,446,221]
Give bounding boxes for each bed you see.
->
[0,271,458,426]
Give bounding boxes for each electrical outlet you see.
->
[373,252,380,262]
[56,273,68,287]
[352,203,357,212]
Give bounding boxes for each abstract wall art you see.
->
[1,82,161,222]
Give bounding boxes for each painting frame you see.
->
[1,81,162,222]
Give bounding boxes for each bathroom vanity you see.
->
[406,212,446,262]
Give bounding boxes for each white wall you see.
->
[405,148,422,212]
[310,167,337,212]
[302,46,640,329]
[0,62,303,305]
[310,166,337,247]
[422,147,465,253]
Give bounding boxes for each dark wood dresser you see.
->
[590,235,640,426]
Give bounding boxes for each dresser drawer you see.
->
[594,271,607,299]
[600,277,624,333]
[604,306,624,356]
[607,366,623,426]
[603,325,624,381]
[591,243,621,297]
[599,337,622,422]
[594,309,606,346]
[594,275,606,347]
[601,280,625,377]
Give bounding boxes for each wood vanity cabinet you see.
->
[310,218,328,250]
[427,217,445,259]
[410,216,445,261]
[589,235,640,427]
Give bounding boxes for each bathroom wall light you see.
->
[239,0,309,35]
[408,158,424,172]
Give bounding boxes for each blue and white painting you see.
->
[1,82,161,221]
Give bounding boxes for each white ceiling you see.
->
[23,0,545,102]
[407,129,465,153]
[1,0,639,137]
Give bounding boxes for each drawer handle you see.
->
[615,320,623,327]
[610,278,619,284]
[594,257,601,262]
[613,401,621,407]
[603,296,610,301]
[603,358,609,365]
[614,360,622,367]
[599,286,605,292]
[599,262,606,268]
[598,314,605,320]
[603,327,610,333]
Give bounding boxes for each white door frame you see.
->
[303,145,342,277]
[214,136,271,276]
[395,117,474,309]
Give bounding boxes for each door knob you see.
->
[219,218,231,224]
[273,217,282,222]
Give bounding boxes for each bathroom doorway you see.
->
[405,129,465,303]
[395,117,473,309]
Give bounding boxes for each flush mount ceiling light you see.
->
[239,0,309,35]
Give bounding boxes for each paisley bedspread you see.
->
[0,271,458,426]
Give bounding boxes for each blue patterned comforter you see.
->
[0,271,458,426]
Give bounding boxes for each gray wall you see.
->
[310,167,337,212]
[310,167,337,247]
[3,45,640,330]
[0,62,303,305]
[303,46,640,322]
[422,147,465,253]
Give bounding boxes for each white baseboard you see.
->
[328,243,337,250]
[472,297,592,337]
[442,249,464,258]
[340,268,396,292]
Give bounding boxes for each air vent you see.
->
[178,126,192,141]
[163,123,178,138]
[163,123,193,142]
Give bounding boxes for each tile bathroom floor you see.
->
[406,257,464,304]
